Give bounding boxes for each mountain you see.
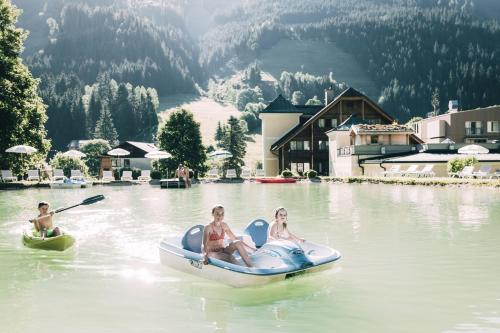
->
[11,0,500,127]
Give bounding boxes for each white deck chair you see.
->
[101,170,114,182]
[240,168,251,179]
[473,165,492,179]
[121,170,133,181]
[226,169,237,179]
[402,165,420,177]
[206,168,219,179]
[1,170,17,182]
[458,166,475,178]
[382,165,401,177]
[138,170,151,182]
[27,169,40,181]
[52,169,65,181]
[255,169,265,177]
[70,169,84,181]
[416,164,435,178]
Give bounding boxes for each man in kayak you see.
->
[202,205,255,267]
[29,201,61,239]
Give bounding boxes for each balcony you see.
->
[465,128,484,136]
[337,145,417,157]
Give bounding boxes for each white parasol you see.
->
[62,150,87,158]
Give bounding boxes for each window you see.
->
[331,119,338,128]
[367,119,381,124]
[465,121,483,135]
[370,135,379,144]
[124,159,130,168]
[318,140,329,150]
[318,119,325,128]
[487,121,499,133]
[290,140,310,150]
[304,141,310,150]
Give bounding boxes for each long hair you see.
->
[274,207,287,228]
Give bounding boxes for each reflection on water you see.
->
[0,184,499,333]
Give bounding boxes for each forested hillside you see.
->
[11,0,500,143]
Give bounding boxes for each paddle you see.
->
[30,195,105,222]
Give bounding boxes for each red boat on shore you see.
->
[255,178,297,183]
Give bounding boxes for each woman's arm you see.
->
[286,228,305,243]
[268,223,278,241]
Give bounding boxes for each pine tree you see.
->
[221,116,247,177]
[214,121,225,146]
[0,0,51,175]
[93,105,118,146]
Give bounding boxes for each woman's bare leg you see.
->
[226,241,253,267]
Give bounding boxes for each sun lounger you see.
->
[382,165,401,177]
[101,170,114,182]
[27,169,40,181]
[401,165,420,177]
[416,164,435,178]
[70,170,85,181]
[52,169,65,181]
[492,170,500,179]
[240,168,251,179]
[473,165,492,179]
[255,169,265,177]
[1,170,17,182]
[138,170,151,182]
[458,166,475,178]
[226,169,237,179]
[121,170,133,181]
[206,168,219,179]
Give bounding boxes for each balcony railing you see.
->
[337,145,417,157]
[465,128,484,136]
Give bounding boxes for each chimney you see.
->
[325,86,334,105]
[448,100,459,113]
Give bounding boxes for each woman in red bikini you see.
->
[202,205,255,267]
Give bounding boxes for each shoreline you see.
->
[2,176,499,190]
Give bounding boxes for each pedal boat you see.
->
[159,220,341,287]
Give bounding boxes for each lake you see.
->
[1,183,499,333]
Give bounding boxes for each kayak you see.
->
[255,178,296,183]
[159,220,341,287]
[22,231,75,251]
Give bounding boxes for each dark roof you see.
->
[115,141,158,158]
[261,94,301,114]
[334,114,368,131]
[303,87,394,128]
[295,104,324,115]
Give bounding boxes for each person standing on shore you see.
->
[183,164,191,188]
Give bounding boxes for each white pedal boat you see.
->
[49,178,92,189]
[159,220,341,287]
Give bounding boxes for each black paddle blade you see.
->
[81,195,105,205]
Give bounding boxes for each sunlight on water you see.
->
[0,184,499,333]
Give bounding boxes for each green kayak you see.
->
[22,231,75,251]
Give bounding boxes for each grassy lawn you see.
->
[158,94,262,168]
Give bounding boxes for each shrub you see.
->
[281,169,293,178]
[447,156,478,173]
[306,170,318,179]
[50,153,89,178]
[150,170,162,180]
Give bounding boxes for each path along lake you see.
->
[1,183,499,333]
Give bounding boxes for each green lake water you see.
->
[0,183,499,333]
